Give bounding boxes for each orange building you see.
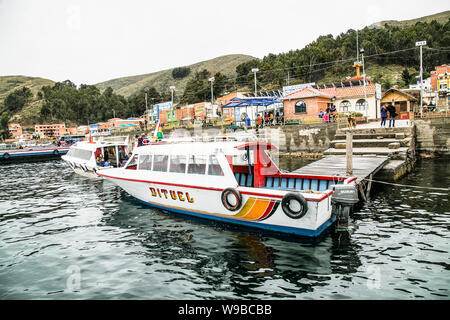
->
[65,127,78,135]
[282,87,333,121]
[8,123,23,137]
[431,64,450,92]
[35,123,66,139]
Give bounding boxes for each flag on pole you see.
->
[153,120,163,141]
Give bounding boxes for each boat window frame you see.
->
[207,154,224,176]
[168,154,188,174]
[187,154,208,175]
[138,154,153,171]
[152,154,169,172]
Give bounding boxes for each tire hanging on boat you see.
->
[3,152,10,159]
[53,149,59,155]
[281,192,308,219]
[221,188,242,212]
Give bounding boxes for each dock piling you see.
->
[346,130,353,175]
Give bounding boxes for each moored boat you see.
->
[61,135,131,178]
[97,136,359,237]
[0,144,70,163]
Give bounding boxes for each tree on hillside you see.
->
[127,87,163,117]
[0,113,11,140]
[401,69,413,87]
[172,67,191,79]
[234,18,450,89]
[3,87,33,114]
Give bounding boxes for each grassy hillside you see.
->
[0,76,54,126]
[0,75,54,107]
[95,54,256,98]
[370,10,450,28]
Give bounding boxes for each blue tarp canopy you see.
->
[222,97,280,108]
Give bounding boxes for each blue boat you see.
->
[0,145,70,163]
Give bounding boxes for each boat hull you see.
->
[100,171,336,238]
[0,147,69,163]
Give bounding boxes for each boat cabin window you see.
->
[187,155,207,175]
[139,154,153,170]
[153,154,169,172]
[67,148,92,161]
[169,155,187,173]
[125,154,138,170]
[208,155,224,176]
[103,146,118,167]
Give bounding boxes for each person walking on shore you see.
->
[380,105,388,128]
[387,103,397,128]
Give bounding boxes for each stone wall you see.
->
[121,123,340,154]
[414,118,450,157]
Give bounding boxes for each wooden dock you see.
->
[292,155,389,185]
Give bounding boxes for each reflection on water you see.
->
[0,159,448,299]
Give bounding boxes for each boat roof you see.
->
[71,138,128,151]
[136,140,277,156]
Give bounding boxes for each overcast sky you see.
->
[0,0,448,85]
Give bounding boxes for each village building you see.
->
[430,64,450,106]
[334,82,381,119]
[282,87,333,121]
[281,81,381,121]
[8,123,22,138]
[35,123,66,139]
[381,88,419,119]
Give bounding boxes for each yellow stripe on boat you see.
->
[233,197,257,218]
[241,199,270,220]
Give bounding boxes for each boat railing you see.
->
[96,135,129,145]
[144,134,268,145]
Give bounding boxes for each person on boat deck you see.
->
[103,160,111,167]
[96,154,105,167]
[120,152,132,167]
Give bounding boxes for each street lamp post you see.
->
[360,48,368,121]
[145,88,148,128]
[170,86,175,106]
[209,77,215,105]
[252,68,259,97]
[416,40,427,118]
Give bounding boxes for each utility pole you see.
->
[209,77,215,105]
[170,86,175,106]
[361,47,368,121]
[356,30,359,61]
[145,88,148,125]
[252,68,259,96]
[416,41,427,118]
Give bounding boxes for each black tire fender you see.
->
[53,149,59,155]
[221,188,242,211]
[281,192,308,219]
[3,152,10,159]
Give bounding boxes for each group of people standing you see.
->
[253,111,282,129]
[318,105,337,123]
[380,103,397,128]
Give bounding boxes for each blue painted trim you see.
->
[135,198,335,237]
[6,151,68,157]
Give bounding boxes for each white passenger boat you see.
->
[97,136,359,237]
[61,136,131,178]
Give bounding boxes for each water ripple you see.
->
[0,159,449,299]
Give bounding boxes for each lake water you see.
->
[0,158,449,299]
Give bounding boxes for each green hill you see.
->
[0,75,54,107]
[95,54,255,98]
[369,10,450,28]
